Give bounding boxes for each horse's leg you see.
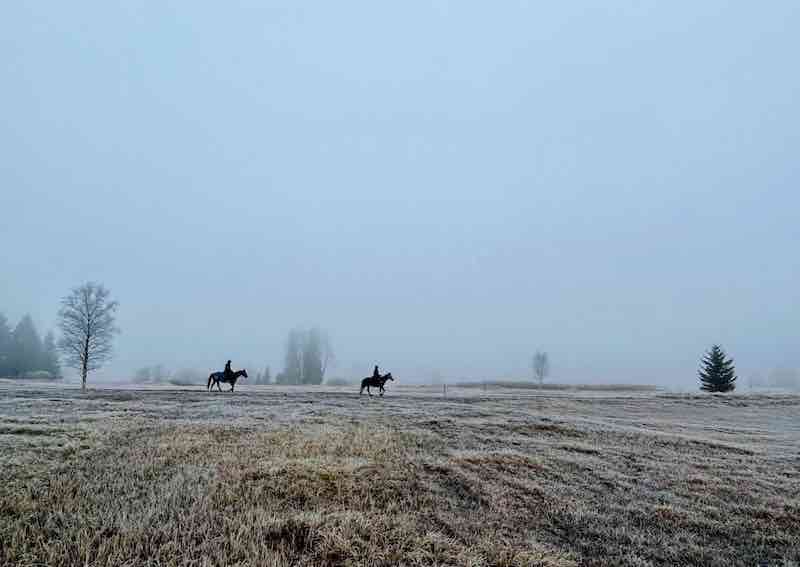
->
[368,385,372,396]
[217,380,222,392]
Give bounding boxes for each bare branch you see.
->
[57,282,119,390]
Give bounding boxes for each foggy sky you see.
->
[2,2,798,385]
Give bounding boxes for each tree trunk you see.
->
[82,337,89,391]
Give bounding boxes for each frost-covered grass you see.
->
[0,384,798,566]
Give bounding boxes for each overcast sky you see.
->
[2,2,798,385]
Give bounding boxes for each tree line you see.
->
[223,327,334,386]
[0,313,60,378]
[229,327,333,386]
[130,326,334,387]
[1,283,118,389]
[5,280,790,395]
[274,327,333,385]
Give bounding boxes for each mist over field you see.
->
[2,3,798,386]
[3,6,800,566]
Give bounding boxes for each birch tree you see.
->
[532,351,549,386]
[57,282,119,390]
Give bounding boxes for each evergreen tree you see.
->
[42,331,61,377]
[699,345,737,392]
[283,329,303,384]
[302,329,324,385]
[0,314,12,377]
[12,314,43,376]
[263,365,271,385]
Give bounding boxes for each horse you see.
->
[360,372,393,396]
[207,369,248,392]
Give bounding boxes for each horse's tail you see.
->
[359,377,367,395]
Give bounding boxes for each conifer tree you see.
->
[42,331,61,377]
[12,314,43,376]
[699,345,737,392]
[0,314,12,377]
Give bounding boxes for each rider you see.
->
[373,365,380,380]
[224,360,234,380]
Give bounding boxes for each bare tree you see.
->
[283,329,304,384]
[281,327,334,385]
[57,282,119,390]
[316,328,335,380]
[532,351,549,386]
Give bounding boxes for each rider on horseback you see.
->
[224,360,233,381]
[360,366,394,396]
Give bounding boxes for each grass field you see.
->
[0,382,798,566]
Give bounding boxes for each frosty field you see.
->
[1,382,798,566]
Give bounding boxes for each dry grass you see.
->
[0,384,798,566]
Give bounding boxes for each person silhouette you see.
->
[224,360,233,380]
[373,365,380,380]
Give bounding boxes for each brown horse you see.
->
[360,372,393,396]
[207,369,248,392]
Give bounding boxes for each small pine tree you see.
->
[42,331,61,377]
[699,345,737,392]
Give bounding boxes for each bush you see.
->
[169,368,204,386]
[325,377,352,387]
[20,370,59,380]
[768,368,800,391]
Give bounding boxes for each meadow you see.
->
[1,382,798,566]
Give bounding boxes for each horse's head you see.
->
[384,372,394,382]
[241,369,248,379]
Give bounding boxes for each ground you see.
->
[0,382,798,567]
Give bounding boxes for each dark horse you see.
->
[207,369,248,392]
[360,372,393,396]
